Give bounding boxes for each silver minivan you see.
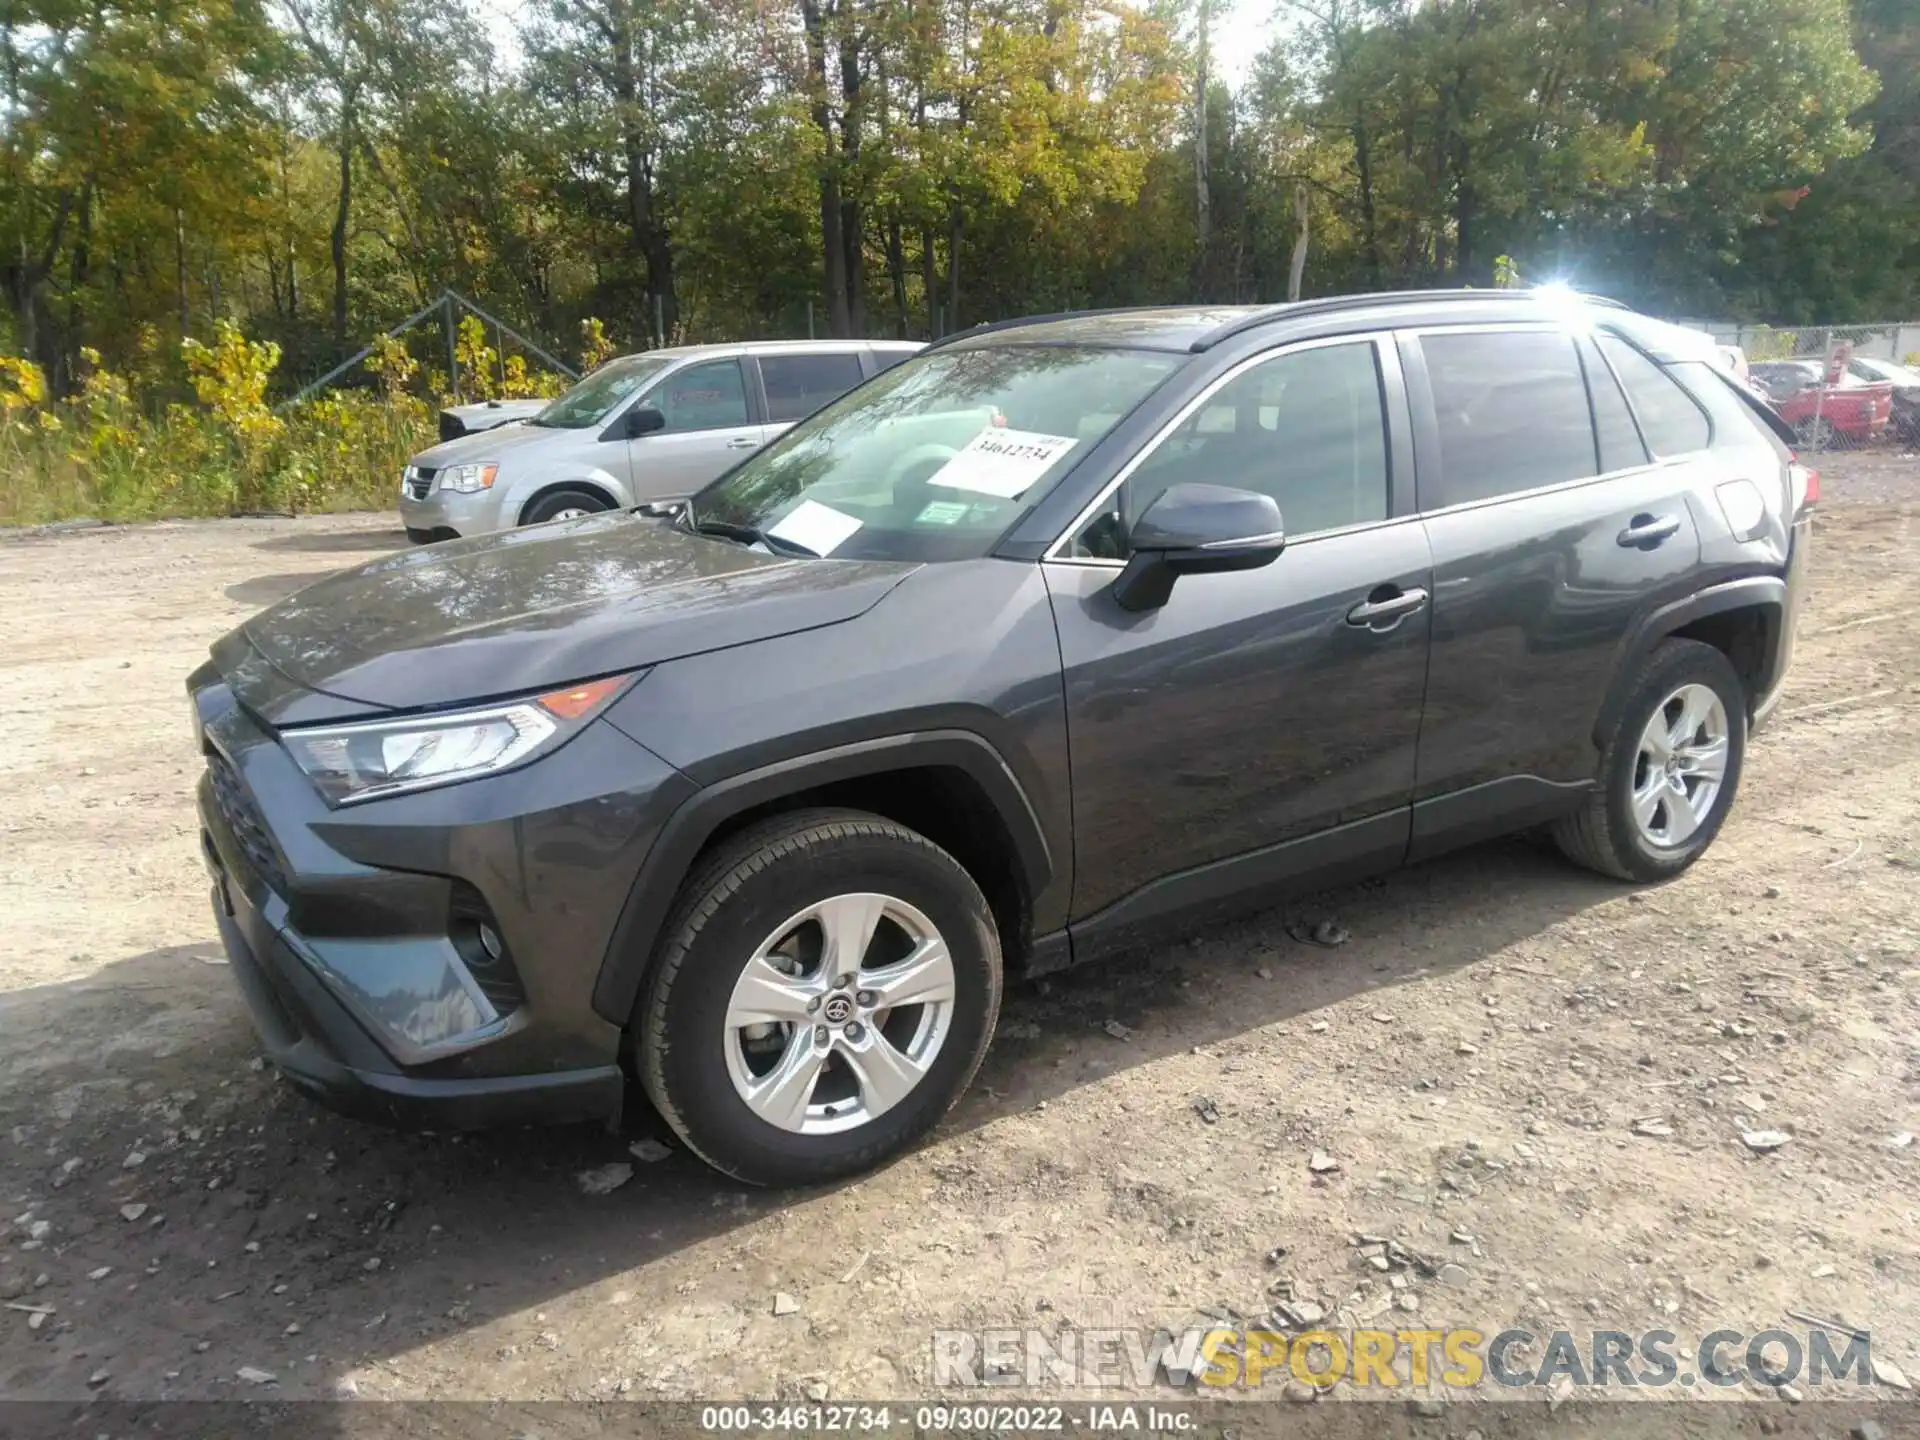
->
[398,339,922,541]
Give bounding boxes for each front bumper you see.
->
[206,860,623,1129]
[397,481,502,540]
[190,665,695,1130]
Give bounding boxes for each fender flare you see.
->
[1593,575,1786,743]
[590,729,1055,1025]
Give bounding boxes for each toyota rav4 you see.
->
[190,291,1814,1186]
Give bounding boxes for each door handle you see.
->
[726,437,761,450]
[1617,513,1680,547]
[1346,586,1429,628]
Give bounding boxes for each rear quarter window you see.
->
[1597,336,1711,456]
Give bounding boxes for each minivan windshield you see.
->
[687,344,1183,561]
[530,355,673,429]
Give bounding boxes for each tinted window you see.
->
[1598,336,1711,456]
[649,359,749,431]
[1421,330,1595,505]
[1074,342,1387,557]
[761,353,865,422]
[1583,341,1649,473]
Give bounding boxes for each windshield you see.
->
[688,344,1184,561]
[530,355,672,429]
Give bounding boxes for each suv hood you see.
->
[229,513,914,721]
[410,419,563,469]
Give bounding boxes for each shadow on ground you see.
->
[224,573,342,607]
[0,838,1626,1412]
[251,529,409,556]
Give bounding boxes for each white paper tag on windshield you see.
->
[768,498,862,555]
[926,428,1077,499]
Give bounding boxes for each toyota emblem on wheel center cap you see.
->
[821,993,855,1025]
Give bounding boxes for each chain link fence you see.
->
[1685,320,1920,454]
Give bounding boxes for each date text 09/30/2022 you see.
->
[699,1405,1189,1432]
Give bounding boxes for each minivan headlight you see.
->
[282,673,637,805]
[439,462,499,494]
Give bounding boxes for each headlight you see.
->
[281,673,637,805]
[438,462,499,494]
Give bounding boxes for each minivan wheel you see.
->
[521,488,611,525]
[1554,639,1747,882]
[635,809,1002,1187]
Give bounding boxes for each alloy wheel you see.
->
[1630,682,1730,849]
[722,893,956,1135]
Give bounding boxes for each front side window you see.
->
[649,359,750,432]
[689,344,1184,562]
[760,353,865,422]
[1598,335,1711,456]
[1070,340,1389,559]
[1421,330,1597,507]
[529,355,672,429]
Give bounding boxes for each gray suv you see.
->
[398,339,921,541]
[192,291,1812,1187]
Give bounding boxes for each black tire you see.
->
[404,526,439,545]
[520,487,612,526]
[1554,639,1747,882]
[635,808,1002,1187]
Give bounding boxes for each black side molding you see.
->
[1407,775,1593,864]
[591,730,1055,1025]
[1064,808,1411,968]
[1595,575,1787,742]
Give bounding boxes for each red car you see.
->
[1749,360,1892,447]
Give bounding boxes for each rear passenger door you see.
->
[755,351,868,436]
[1403,324,1708,857]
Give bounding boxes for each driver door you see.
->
[1041,335,1432,950]
[622,358,767,501]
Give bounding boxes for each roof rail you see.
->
[920,305,1176,353]
[1189,288,1630,353]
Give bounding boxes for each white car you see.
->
[399,340,922,541]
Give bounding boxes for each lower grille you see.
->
[207,753,287,894]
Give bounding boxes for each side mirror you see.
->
[623,405,667,438]
[1111,483,1285,612]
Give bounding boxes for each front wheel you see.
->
[1554,639,1747,882]
[635,809,1002,1187]
[521,487,612,526]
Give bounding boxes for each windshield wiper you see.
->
[687,517,817,558]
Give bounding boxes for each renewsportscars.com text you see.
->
[932,1326,1873,1390]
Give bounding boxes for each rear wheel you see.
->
[635,809,1002,1187]
[1793,415,1836,451]
[521,488,612,526]
[1554,639,1747,882]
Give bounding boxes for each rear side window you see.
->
[1598,336,1711,456]
[760,353,865,423]
[1420,330,1596,506]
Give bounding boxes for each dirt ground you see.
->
[1,452,1917,1412]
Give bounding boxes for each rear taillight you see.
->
[1788,456,1818,510]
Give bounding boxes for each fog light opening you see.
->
[448,882,527,1017]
